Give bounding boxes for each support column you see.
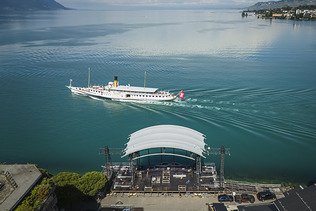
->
[104,146,112,178]
[160,148,163,164]
[196,155,201,185]
[129,154,134,185]
[220,146,225,189]
[147,149,150,167]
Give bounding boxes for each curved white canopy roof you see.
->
[122,125,206,158]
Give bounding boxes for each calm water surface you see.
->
[0,9,316,183]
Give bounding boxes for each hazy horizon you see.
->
[57,0,270,10]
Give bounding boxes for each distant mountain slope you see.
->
[247,0,316,11]
[0,0,67,11]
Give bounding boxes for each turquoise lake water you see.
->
[0,9,316,183]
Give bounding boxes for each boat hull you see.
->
[67,86,177,102]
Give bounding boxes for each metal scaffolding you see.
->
[206,145,230,189]
[99,146,123,178]
[101,144,231,191]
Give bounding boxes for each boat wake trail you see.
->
[116,87,316,146]
[83,87,316,146]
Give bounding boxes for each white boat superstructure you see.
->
[67,76,183,102]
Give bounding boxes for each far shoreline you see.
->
[242,5,316,21]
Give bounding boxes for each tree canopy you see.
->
[16,178,53,211]
[77,171,108,197]
[16,170,107,211]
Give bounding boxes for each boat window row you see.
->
[133,94,166,98]
[90,89,102,94]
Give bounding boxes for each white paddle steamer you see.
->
[67,70,184,102]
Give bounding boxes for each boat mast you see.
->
[144,71,147,88]
[88,68,91,87]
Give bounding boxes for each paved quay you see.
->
[100,192,275,211]
[101,193,216,211]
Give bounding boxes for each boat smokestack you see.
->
[114,76,118,87]
[88,68,91,87]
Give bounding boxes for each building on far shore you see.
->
[0,164,42,211]
[244,7,316,20]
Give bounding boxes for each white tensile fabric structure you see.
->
[122,125,206,158]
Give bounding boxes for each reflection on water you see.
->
[1,10,311,57]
